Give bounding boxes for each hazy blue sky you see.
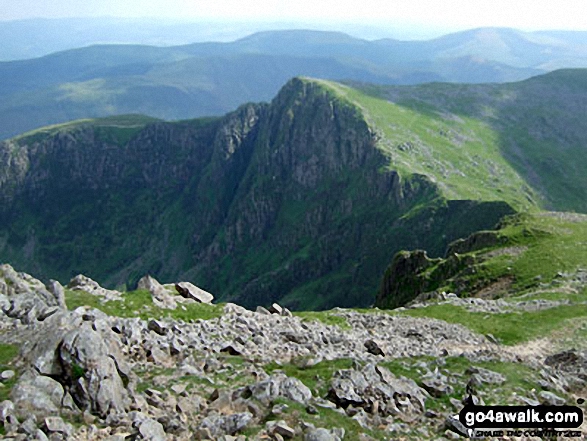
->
[1,0,585,32]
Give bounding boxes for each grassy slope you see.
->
[317,79,538,211]
[13,114,162,145]
[341,69,587,213]
[367,211,587,347]
[384,211,587,302]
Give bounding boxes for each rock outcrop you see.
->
[1,265,587,439]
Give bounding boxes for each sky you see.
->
[1,0,585,36]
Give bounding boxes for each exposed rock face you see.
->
[0,263,64,324]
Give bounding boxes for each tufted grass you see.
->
[64,288,224,321]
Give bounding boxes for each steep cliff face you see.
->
[0,78,515,309]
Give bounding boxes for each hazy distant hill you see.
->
[0,17,281,61]
[1,28,587,139]
[1,70,585,309]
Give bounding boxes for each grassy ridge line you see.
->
[12,114,162,144]
[310,78,537,211]
[366,211,587,344]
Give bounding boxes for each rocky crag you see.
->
[2,264,587,440]
[377,211,587,308]
[0,78,515,310]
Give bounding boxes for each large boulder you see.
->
[59,322,131,416]
[11,371,65,419]
[175,282,214,304]
[20,309,132,418]
[67,274,122,301]
[137,275,177,309]
[247,373,312,405]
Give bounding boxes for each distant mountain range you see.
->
[1,70,585,309]
[1,28,587,139]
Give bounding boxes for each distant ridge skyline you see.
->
[1,17,587,63]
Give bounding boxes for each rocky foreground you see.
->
[1,264,586,440]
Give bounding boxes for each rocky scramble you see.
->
[1,264,586,440]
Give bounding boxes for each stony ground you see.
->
[1,264,587,440]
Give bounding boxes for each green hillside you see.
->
[341,69,587,212]
[376,211,587,309]
[318,79,537,210]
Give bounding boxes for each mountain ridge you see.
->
[1,71,586,309]
[1,27,586,140]
[0,76,528,309]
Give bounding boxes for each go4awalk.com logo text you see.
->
[457,404,583,438]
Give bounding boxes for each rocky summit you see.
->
[2,264,587,440]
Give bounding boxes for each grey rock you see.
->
[59,323,130,417]
[198,412,253,437]
[270,420,296,438]
[445,414,472,438]
[268,303,283,315]
[138,275,177,309]
[43,416,73,436]
[67,274,121,301]
[138,418,167,441]
[11,373,64,419]
[255,306,271,315]
[175,282,214,304]
[331,428,345,439]
[147,345,170,366]
[147,319,167,335]
[0,399,15,423]
[45,280,66,309]
[220,343,244,356]
[539,391,566,406]
[19,416,39,436]
[24,312,76,376]
[170,383,187,395]
[224,303,248,316]
[466,366,506,385]
[421,371,453,397]
[34,429,50,441]
[1,370,15,381]
[485,333,499,344]
[328,377,364,407]
[248,373,312,405]
[305,428,339,441]
[0,264,58,307]
[328,364,427,418]
[364,339,385,356]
